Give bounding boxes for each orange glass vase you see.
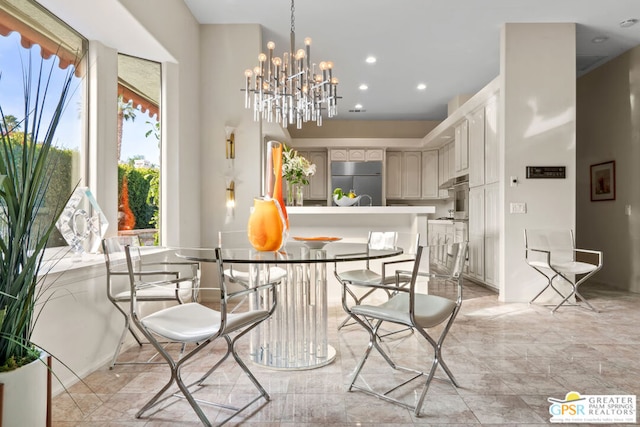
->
[247,141,288,251]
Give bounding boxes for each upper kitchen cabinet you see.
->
[330,148,384,162]
[438,142,454,198]
[468,106,485,188]
[484,95,499,184]
[421,150,439,199]
[296,150,328,201]
[385,151,402,199]
[386,151,421,199]
[307,151,328,200]
[454,119,469,176]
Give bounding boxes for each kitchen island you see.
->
[287,206,434,242]
[286,206,436,303]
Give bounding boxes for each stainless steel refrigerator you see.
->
[331,161,383,206]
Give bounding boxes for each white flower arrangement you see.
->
[282,145,316,185]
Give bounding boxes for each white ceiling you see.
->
[184,0,640,122]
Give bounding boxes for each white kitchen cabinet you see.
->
[428,221,454,265]
[403,151,422,199]
[468,107,485,188]
[386,151,421,199]
[421,150,439,199]
[484,182,499,288]
[330,148,383,162]
[330,149,348,161]
[295,150,327,201]
[385,151,402,199]
[365,149,384,162]
[307,151,327,200]
[454,221,467,243]
[468,187,485,281]
[454,119,469,176]
[347,149,365,161]
[484,96,499,184]
[438,142,454,198]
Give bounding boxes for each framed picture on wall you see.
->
[590,160,616,201]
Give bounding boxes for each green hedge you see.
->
[118,165,159,230]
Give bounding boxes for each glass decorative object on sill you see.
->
[248,141,288,251]
[55,187,109,257]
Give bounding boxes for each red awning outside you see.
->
[0,7,84,76]
[118,83,159,118]
[1,2,160,119]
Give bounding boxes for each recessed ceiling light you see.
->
[620,18,638,28]
[359,84,368,90]
[417,83,427,90]
[365,56,376,64]
[354,103,363,109]
[592,36,609,44]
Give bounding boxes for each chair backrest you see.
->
[103,236,142,273]
[397,232,421,256]
[408,242,468,297]
[524,229,575,265]
[368,231,398,250]
[218,230,252,249]
[102,237,126,273]
[218,230,255,281]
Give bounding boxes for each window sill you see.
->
[40,247,169,277]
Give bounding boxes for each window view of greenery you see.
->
[0,26,85,249]
[117,54,161,245]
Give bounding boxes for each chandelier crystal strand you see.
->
[242,0,338,128]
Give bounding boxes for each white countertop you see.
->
[287,206,435,215]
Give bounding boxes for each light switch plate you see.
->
[510,202,527,214]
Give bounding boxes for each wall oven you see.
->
[453,175,469,219]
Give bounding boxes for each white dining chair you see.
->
[524,229,603,313]
[102,236,199,368]
[342,242,468,417]
[126,245,276,426]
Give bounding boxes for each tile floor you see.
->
[52,281,640,426]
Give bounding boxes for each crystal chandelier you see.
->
[243,0,339,128]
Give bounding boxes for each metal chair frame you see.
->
[334,231,419,333]
[102,237,200,368]
[127,246,276,426]
[524,229,603,313]
[343,242,468,417]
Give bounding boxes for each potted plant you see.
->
[0,54,78,424]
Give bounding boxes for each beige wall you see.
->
[577,44,640,293]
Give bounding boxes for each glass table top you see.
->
[176,241,403,264]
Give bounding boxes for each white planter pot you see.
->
[0,351,48,426]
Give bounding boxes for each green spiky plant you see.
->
[0,53,77,372]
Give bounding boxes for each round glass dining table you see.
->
[177,241,402,370]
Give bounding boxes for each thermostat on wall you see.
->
[526,166,566,179]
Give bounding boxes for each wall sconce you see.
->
[226,179,235,222]
[225,126,235,159]
[226,180,235,209]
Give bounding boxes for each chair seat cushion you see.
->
[141,302,269,342]
[551,261,599,275]
[224,266,287,284]
[337,269,383,284]
[352,293,457,329]
[114,281,193,300]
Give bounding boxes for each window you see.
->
[0,0,87,248]
[117,54,161,246]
